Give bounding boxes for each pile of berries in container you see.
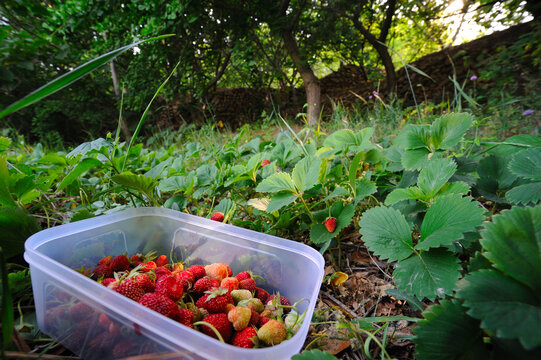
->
[90,252,307,348]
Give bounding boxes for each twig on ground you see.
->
[321,290,360,318]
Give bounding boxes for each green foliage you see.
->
[292,349,338,360]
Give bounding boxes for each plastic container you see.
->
[24,207,325,360]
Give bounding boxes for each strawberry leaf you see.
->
[416,195,485,251]
[480,206,541,295]
[256,172,296,193]
[508,148,541,181]
[506,182,541,205]
[417,158,457,197]
[457,269,541,349]
[353,178,377,203]
[310,202,354,247]
[292,156,321,193]
[430,113,473,150]
[413,300,488,360]
[401,149,431,170]
[385,187,424,205]
[394,249,460,301]
[358,206,414,262]
[292,349,338,360]
[266,192,298,213]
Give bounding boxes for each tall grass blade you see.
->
[122,61,181,171]
[0,34,174,120]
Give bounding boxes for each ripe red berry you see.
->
[261,159,271,168]
[97,256,113,266]
[92,264,112,279]
[176,308,194,328]
[112,279,145,302]
[235,271,251,282]
[133,273,155,292]
[187,265,206,280]
[193,277,213,295]
[324,217,337,233]
[196,288,233,314]
[154,266,172,279]
[210,212,225,222]
[255,287,270,303]
[232,327,258,348]
[239,278,256,292]
[110,255,131,272]
[138,293,179,318]
[197,313,232,342]
[221,277,239,292]
[155,255,169,267]
[155,275,184,302]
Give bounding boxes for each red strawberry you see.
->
[226,264,233,277]
[210,212,225,222]
[130,254,143,263]
[257,319,286,345]
[255,288,269,303]
[140,261,157,272]
[209,278,220,288]
[193,277,213,295]
[102,278,116,287]
[70,302,92,322]
[204,263,229,282]
[98,313,112,329]
[232,327,258,348]
[155,255,169,267]
[261,159,271,168]
[197,313,232,342]
[221,277,239,292]
[110,255,131,272]
[138,293,179,318]
[175,271,195,286]
[133,273,155,292]
[324,217,337,233]
[155,275,184,302]
[239,278,256,292]
[176,308,194,328]
[266,294,291,314]
[113,279,145,302]
[187,265,206,280]
[92,264,112,279]
[196,288,233,313]
[154,266,172,279]
[97,255,113,266]
[235,271,251,282]
[249,309,260,327]
[259,315,270,327]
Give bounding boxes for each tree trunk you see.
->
[373,42,397,92]
[280,28,321,128]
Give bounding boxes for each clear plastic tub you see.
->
[24,207,325,360]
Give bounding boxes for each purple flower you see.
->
[372,91,378,95]
[522,109,534,116]
[470,75,478,81]
[368,95,373,100]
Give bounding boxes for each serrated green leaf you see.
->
[292,156,321,193]
[431,113,473,149]
[256,172,296,193]
[478,155,518,189]
[354,178,377,203]
[508,148,541,181]
[310,224,334,245]
[56,158,102,192]
[417,158,457,197]
[311,202,354,246]
[0,137,11,152]
[292,349,338,360]
[402,149,430,170]
[111,172,156,195]
[438,181,470,196]
[413,300,487,360]
[67,138,112,159]
[267,192,297,213]
[480,206,541,296]
[324,186,349,201]
[385,187,424,205]
[247,198,270,212]
[323,129,357,150]
[457,269,541,349]
[491,134,541,157]
[359,206,413,262]
[394,249,460,301]
[416,195,485,251]
[394,125,431,150]
[506,182,541,205]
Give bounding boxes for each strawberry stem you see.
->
[193,321,225,343]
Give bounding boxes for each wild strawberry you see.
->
[261,159,271,168]
[130,254,143,264]
[266,294,291,313]
[238,298,264,313]
[113,279,145,302]
[209,278,220,288]
[193,277,213,295]
[171,262,184,272]
[197,313,232,342]
[154,266,172,279]
[155,275,184,302]
[257,319,286,345]
[113,339,138,358]
[196,288,233,313]
[176,308,194,328]
[255,288,269,303]
[210,212,225,222]
[175,271,195,286]
[324,217,337,233]
[186,302,202,322]
[138,293,179,318]
[239,278,256,292]
[92,264,112,279]
[221,277,239,292]
[249,308,260,327]
[140,261,157,272]
[259,315,270,327]
[232,327,258,348]
[69,302,92,322]
[155,255,169,267]
[235,271,251,282]
[227,306,251,331]
[204,263,229,282]
[98,313,112,329]
[102,277,116,287]
[231,289,252,303]
[110,255,131,272]
[187,265,206,280]
[226,264,233,277]
[133,273,155,292]
[97,255,113,266]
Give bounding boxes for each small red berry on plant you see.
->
[210,212,225,222]
[324,217,337,233]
